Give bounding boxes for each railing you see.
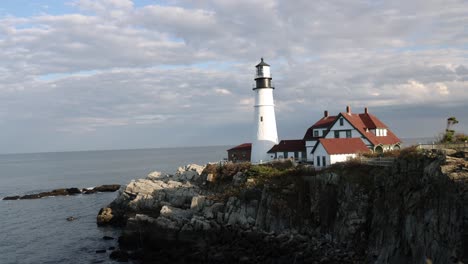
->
[417,142,468,151]
[359,157,395,167]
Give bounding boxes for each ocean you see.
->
[0,146,228,264]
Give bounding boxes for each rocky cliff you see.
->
[98,149,467,263]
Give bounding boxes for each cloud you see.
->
[214,88,231,95]
[0,0,467,152]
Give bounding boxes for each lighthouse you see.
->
[251,58,279,164]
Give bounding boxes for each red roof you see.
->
[340,112,400,145]
[267,140,305,153]
[319,138,370,155]
[227,143,251,151]
[303,116,337,140]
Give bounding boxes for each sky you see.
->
[0,0,467,154]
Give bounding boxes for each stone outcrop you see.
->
[2,185,121,200]
[98,150,468,263]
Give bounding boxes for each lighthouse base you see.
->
[251,139,277,164]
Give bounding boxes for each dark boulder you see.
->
[66,188,82,195]
[3,196,20,200]
[83,189,97,194]
[20,194,43,199]
[94,185,120,192]
[49,189,69,196]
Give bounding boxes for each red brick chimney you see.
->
[324,110,329,118]
[364,107,368,114]
[346,105,351,114]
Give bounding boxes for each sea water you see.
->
[0,146,228,264]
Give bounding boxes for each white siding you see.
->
[325,116,373,148]
[251,88,278,164]
[313,143,330,169]
[312,128,328,137]
[313,142,359,168]
[325,117,361,139]
[305,140,317,162]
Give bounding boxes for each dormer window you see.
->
[314,130,319,137]
[339,118,344,126]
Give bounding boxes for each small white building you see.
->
[313,138,370,169]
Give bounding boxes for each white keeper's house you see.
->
[227,59,401,168]
[301,105,401,168]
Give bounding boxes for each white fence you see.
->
[417,142,467,151]
[359,157,395,167]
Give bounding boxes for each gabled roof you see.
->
[227,143,251,151]
[267,140,305,153]
[319,138,370,155]
[339,112,400,146]
[303,116,337,140]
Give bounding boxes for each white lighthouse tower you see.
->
[251,58,279,164]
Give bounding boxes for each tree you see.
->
[443,116,459,142]
[446,116,459,131]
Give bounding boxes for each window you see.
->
[314,130,319,137]
[317,156,321,166]
[346,130,351,138]
[322,156,326,167]
[260,116,263,122]
[334,131,340,138]
[257,67,263,76]
[339,118,344,126]
[322,130,327,136]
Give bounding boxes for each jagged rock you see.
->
[160,205,193,223]
[190,195,206,211]
[97,207,114,226]
[190,216,211,230]
[202,202,224,219]
[232,171,247,186]
[98,157,467,264]
[147,171,165,181]
[175,164,205,182]
[207,173,216,182]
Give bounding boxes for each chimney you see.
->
[324,110,329,118]
[364,107,368,114]
[346,105,351,114]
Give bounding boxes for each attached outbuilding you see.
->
[267,139,306,161]
[227,143,251,162]
[313,138,370,169]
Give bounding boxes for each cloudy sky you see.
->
[0,0,467,154]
